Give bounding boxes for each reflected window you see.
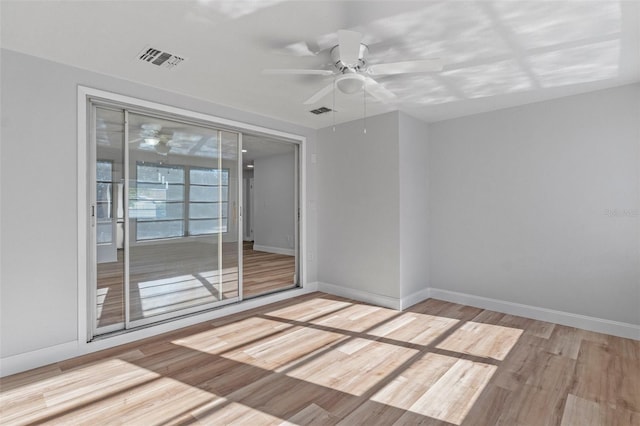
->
[96,160,113,244]
[189,167,229,234]
[132,163,186,240]
[131,162,229,241]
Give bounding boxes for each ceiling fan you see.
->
[263,30,443,105]
[130,123,172,155]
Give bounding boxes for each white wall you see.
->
[398,113,430,301]
[428,84,640,325]
[0,48,318,361]
[316,111,401,299]
[253,151,296,254]
[315,111,431,306]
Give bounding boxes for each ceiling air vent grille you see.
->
[310,107,332,115]
[137,47,185,69]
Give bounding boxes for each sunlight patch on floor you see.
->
[286,340,418,397]
[403,358,497,425]
[265,297,353,322]
[436,321,523,360]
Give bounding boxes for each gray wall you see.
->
[0,49,317,358]
[253,151,296,252]
[428,84,640,325]
[399,113,430,299]
[317,112,401,299]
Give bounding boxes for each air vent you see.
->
[137,46,185,69]
[310,107,332,115]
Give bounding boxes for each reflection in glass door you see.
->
[126,113,239,327]
[92,105,240,336]
[240,136,300,298]
[94,106,126,334]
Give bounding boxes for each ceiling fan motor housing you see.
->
[330,44,369,72]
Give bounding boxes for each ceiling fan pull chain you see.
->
[333,76,336,132]
[363,80,367,134]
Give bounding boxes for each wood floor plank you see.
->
[281,403,338,425]
[570,338,640,412]
[461,383,512,426]
[2,293,638,425]
[560,393,640,426]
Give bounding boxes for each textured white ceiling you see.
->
[2,0,639,129]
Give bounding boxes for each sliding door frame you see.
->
[78,86,306,344]
[90,105,244,335]
[88,103,127,337]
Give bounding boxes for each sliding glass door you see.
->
[92,105,240,336]
[94,106,126,332]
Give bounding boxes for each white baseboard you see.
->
[429,288,640,341]
[253,244,295,256]
[0,341,79,378]
[315,283,430,312]
[317,282,401,310]
[4,284,637,377]
[0,285,318,378]
[400,288,431,310]
[315,284,639,340]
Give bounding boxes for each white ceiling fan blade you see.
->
[368,59,443,75]
[364,78,397,102]
[338,30,362,66]
[262,69,334,76]
[303,82,335,105]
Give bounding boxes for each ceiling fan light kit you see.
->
[154,141,171,156]
[336,73,366,94]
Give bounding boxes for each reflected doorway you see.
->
[241,135,299,298]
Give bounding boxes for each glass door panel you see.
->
[240,136,299,298]
[95,106,126,333]
[220,131,240,300]
[126,113,239,326]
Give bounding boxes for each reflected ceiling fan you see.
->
[263,30,443,105]
[130,123,172,155]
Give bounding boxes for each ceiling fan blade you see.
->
[337,29,362,66]
[364,78,397,102]
[262,69,334,76]
[368,59,443,75]
[305,40,322,56]
[303,82,335,105]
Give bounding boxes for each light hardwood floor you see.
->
[242,241,296,298]
[96,241,295,328]
[2,293,638,425]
